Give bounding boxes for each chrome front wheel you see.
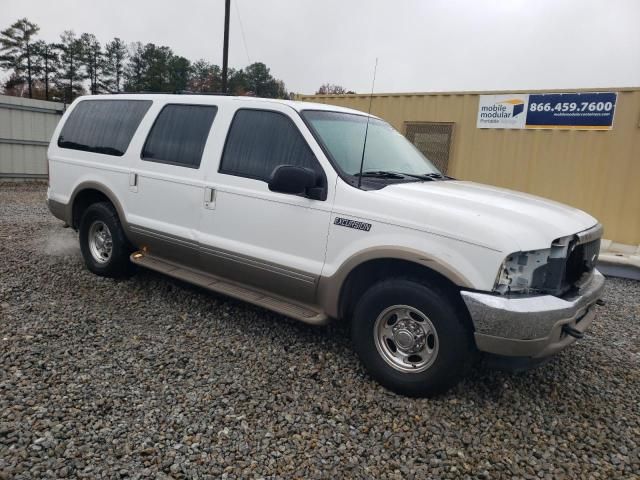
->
[352,279,475,397]
[373,305,439,373]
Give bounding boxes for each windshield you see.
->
[302,110,441,177]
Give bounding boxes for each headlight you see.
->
[494,249,550,294]
[494,235,573,294]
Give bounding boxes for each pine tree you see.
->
[103,38,127,92]
[80,33,103,94]
[168,55,190,93]
[0,18,40,98]
[228,68,248,95]
[56,31,85,102]
[141,44,172,92]
[123,42,145,92]
[32,41,60,101]
[243,62,288,98]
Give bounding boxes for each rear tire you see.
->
[351,278,475,397]
[79,202,134,278]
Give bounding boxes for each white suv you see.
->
[47,94,605,396]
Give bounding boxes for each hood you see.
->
[375,180,598,252]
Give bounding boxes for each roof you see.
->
[300,86,640,99]
[0,94,64,113]
[75,93,370,116]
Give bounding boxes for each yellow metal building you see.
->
[300,87,640,246]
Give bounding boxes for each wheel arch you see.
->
[317,248,474,320]
[69,182,127,231]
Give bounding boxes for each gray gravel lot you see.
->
[1,182,639,480]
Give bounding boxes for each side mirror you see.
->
[268,165,323,198]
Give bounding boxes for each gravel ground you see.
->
[1,182,639,480]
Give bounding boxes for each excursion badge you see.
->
[334,217,372,232]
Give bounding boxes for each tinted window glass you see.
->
[58,100,151,156]
[220,109,321,181]
[142,104,217,168]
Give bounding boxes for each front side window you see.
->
[219,109,322,181]
[142,104,218,168]
[58,100,152,156]
[302,110,441,178]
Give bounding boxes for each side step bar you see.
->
[130,252,329,325]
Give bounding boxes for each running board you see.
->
[130,252,329,325]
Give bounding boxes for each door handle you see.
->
[204,187,216,210]
[129,172,138,193]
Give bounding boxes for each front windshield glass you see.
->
[302,110,441,177]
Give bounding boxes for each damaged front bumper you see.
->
[460,270,605,358]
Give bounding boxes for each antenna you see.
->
[357,58,378,189]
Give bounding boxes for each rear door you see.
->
[125,102,218,267]
[198,104,336,304]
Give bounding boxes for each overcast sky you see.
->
[2,0,639,93]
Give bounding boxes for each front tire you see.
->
[351,279,475,397]
[79,202,134,278]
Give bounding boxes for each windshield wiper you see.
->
[420,172,452,180]
[354,170,406,179]
[354,170,452,181]
[397,172,454,181]
[393,172,440,181]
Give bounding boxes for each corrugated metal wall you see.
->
[300,88,640,246]
[0,94,64,179]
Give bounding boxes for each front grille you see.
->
[531,225,602,296]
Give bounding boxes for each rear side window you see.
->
[58,100,151,156]
[219,109,321,181]
[142,104,217,168]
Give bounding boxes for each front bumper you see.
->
[461,270,605,358]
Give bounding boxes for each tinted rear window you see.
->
[142,104,217,168]
[58,100,152,156]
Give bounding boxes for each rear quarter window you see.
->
[58,100,152,156]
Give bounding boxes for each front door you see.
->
[198,105,335,304]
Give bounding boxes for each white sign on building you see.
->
[476,94,530,129]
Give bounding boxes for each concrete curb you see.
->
[597,239,640,280]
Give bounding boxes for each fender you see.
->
[67,181,129,230]
[316,246,474,319]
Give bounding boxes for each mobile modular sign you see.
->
[477,92,617,130]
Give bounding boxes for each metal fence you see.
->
[0,95,64,179]
[404,122,454,174]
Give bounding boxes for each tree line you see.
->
[0,18,290,102]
